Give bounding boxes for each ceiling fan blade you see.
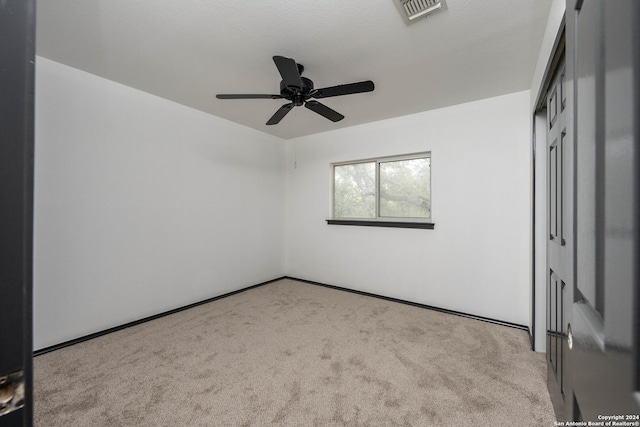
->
[304,100,344,122]
[216,94,282,99]
[273,56,303,89]
[312,80,375,99]
[266,103,295,125]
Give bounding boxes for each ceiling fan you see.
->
[216,56,375,125]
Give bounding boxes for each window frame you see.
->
[328,152,434,230]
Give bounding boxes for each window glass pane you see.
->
[333,162,376,218]
[379,157,430,218]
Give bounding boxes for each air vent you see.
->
[397,0,446,23]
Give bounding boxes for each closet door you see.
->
[546,59,569,408]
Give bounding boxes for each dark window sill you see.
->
[326,219,435,229]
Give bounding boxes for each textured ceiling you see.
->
[36,0,553,140]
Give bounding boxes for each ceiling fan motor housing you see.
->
[280,76,314,106]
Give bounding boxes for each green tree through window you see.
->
[333,153,431,221]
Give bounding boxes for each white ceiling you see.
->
[36,0,552,140]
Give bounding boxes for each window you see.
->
[333,162,376,218]
[329,153,433,229]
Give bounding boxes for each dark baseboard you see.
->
[33,276,286,357]
[35,275,529,357]
[284,276,529,331]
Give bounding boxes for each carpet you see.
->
[34,278,554,426]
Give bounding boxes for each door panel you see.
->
[550,142,558,239]
[0,0,35,425]
[548,269,566,396]
[575,0,603,318]
[562,0,640,421]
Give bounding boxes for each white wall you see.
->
[285,91,532,326]
[34,57,286,350]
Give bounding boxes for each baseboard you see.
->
[284,276,529,331]
[35,275,529,356]
[33,276,287,357]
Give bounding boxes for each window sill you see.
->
[326,219,435,229]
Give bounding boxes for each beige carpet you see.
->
[34,278,555,426]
